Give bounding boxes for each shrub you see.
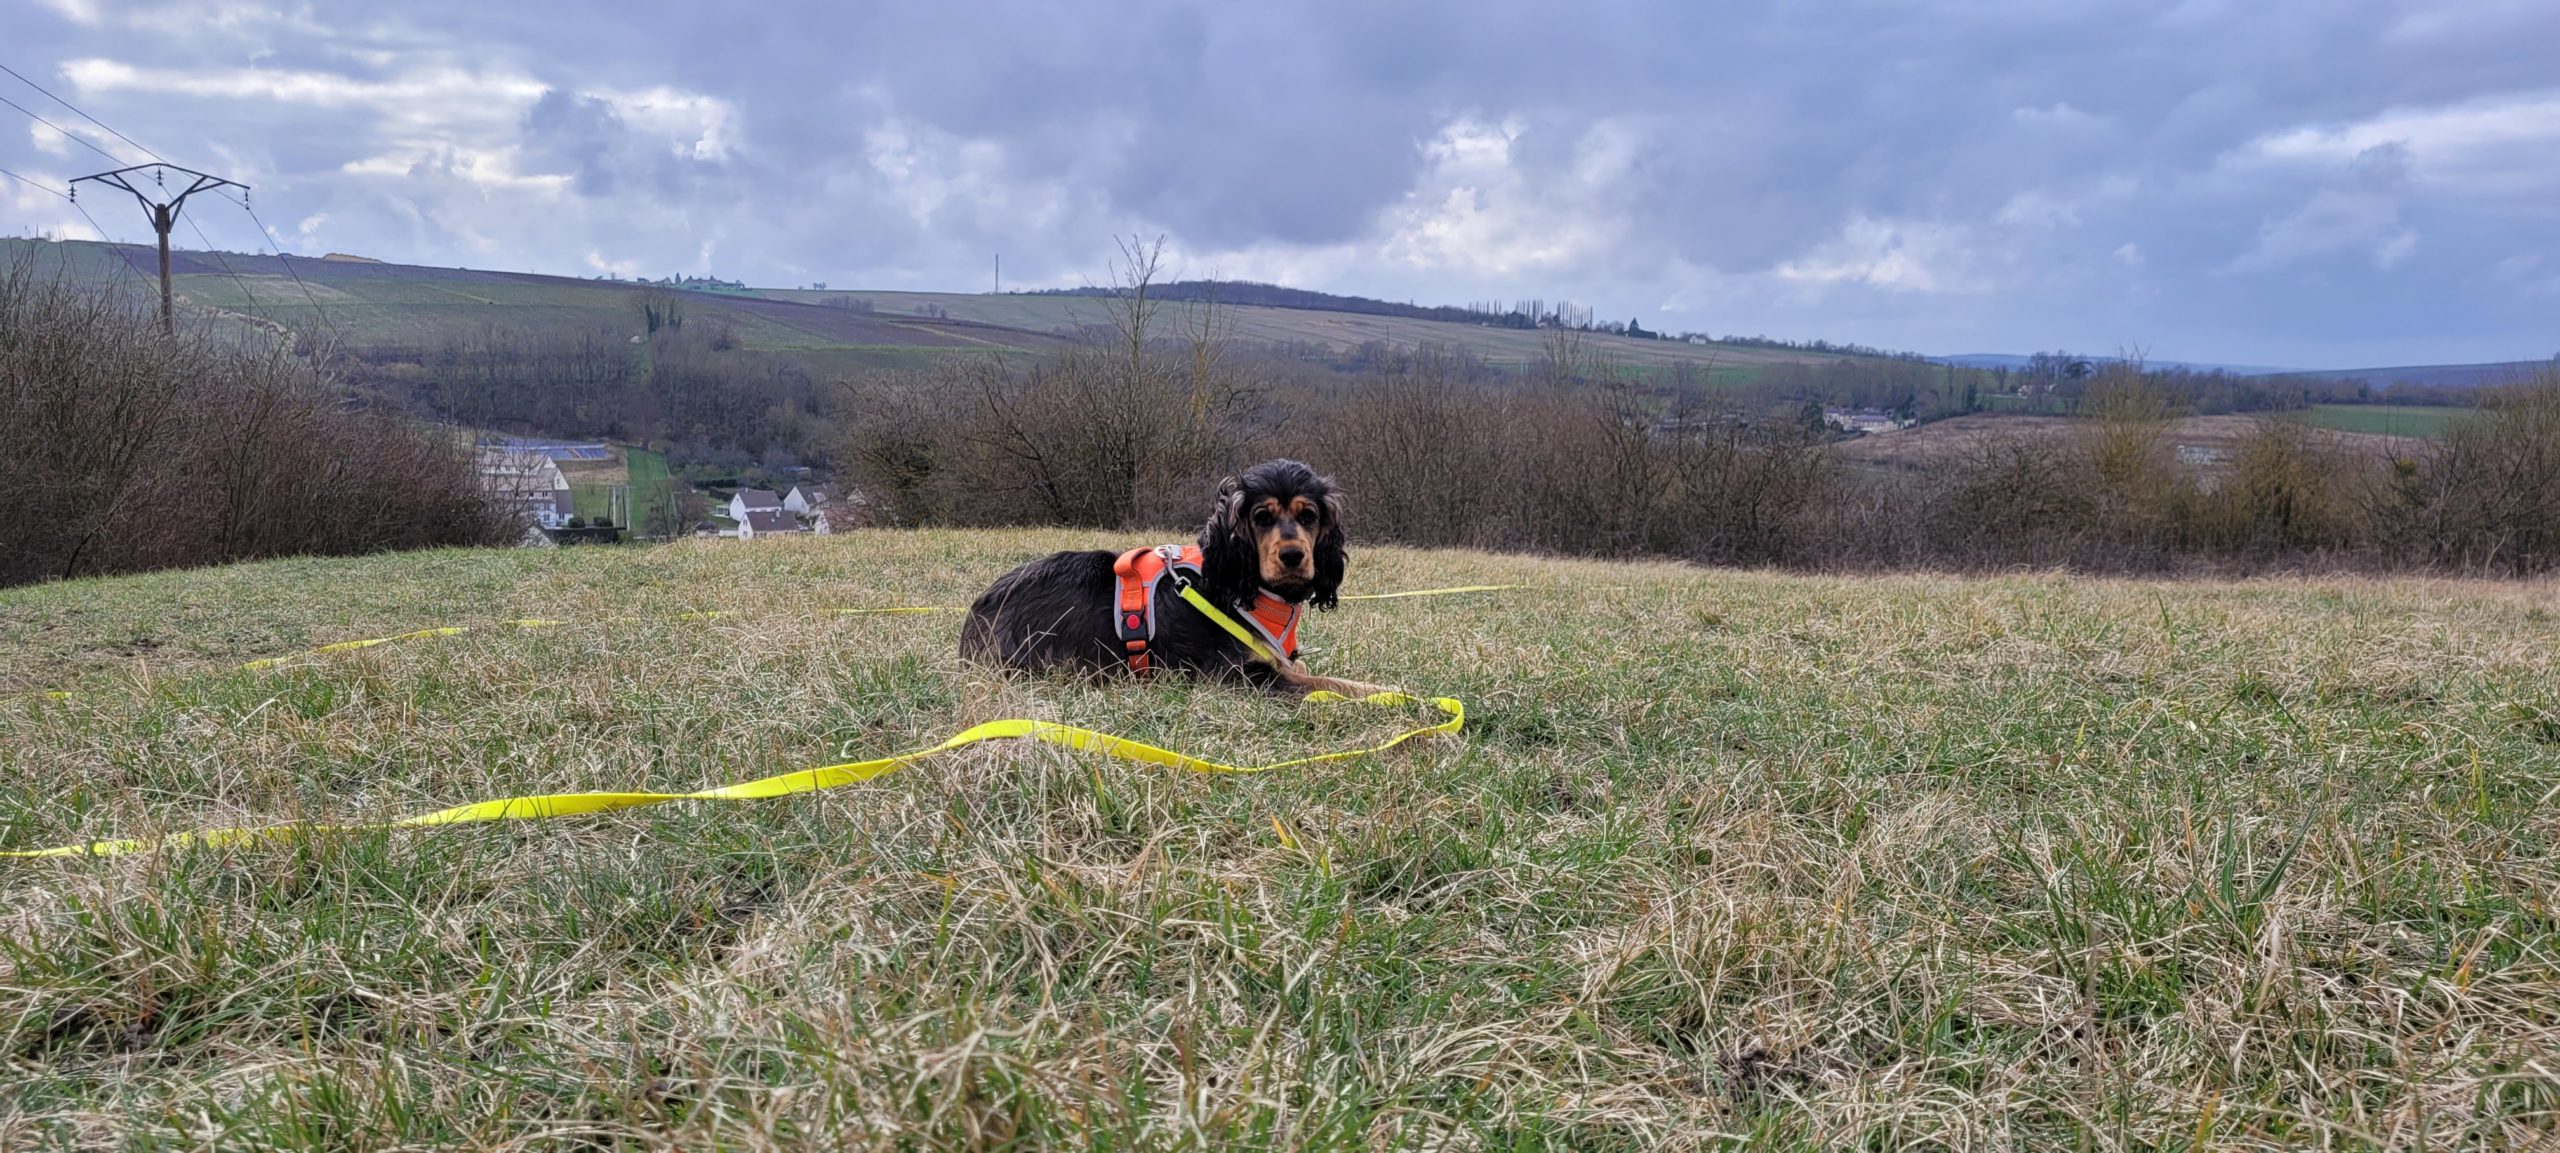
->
[2374,369,2560,574]
[2196,419,2368,559]
[0,254,514,587]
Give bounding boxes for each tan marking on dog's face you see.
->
[1250,495,1321,586]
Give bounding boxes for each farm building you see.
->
[1824,408,1910,435]
[475,450,574,530]
[483,438,611,462]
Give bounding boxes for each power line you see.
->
[0,94,156,291]
[186,212,263,319]
[0,92,123,164]
[234,194,336,345]
[0,166,154,295]
[0,61,165,163]
[67,201,163,295]
[1,65,332,343]
[1,164,68,199]
[0,162,160,295]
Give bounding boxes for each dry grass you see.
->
[3,531,2558,1148]
[1832,413,2418,479]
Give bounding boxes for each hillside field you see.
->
[1829,412,2424,480]
[757,288,1846,375]
[2296,404,2470,438]
[3,534,2558,1146]
[5,240,1875,383]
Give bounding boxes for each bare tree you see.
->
[639,290,684,336]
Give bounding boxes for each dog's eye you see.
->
[1252,508,1275,526]
[1295,507,1318,525]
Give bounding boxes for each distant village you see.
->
[473,439,837,547]
[710,484,834,539]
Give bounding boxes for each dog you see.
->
[959,460,1386,696]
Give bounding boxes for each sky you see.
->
[2,0,2557,369]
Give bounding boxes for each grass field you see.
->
[4,533,2559,1146]
[624,447,675,537]
[9,241,1836,376]
[2297,404,2471,438]
[760,289,1849,373]
[1832,413,2419,478]
[557,446,676,536]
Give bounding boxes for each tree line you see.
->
[330,312,839,481]
[838,259,2560,578]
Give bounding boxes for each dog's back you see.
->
[959,549,1123,671]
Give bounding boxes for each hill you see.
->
[1028,277,1512,325]
[3,238,1070,371]
[2274,360,2555,389]
[5,238,1893,378]
[754,287,1849,374]
[6,531,2556,1145]
[1935,353,2300,375]
[1936,351,2551,389]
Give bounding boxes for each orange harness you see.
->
[1113,544,1302,675]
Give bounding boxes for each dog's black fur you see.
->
[960,460,1380,694]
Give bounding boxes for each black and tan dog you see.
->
[960,460,1386,696]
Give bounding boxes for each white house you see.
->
[783,484,827,516]
[1823,408,1909,435]
[477,450,575,530]
[728,488,783,524]
[738,507,804,539]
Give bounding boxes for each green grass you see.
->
[625,447,674,538]
[3,533,2558,1147]
[560,447,674,536]
[2297,403,2470,438]
[569,482,616,525]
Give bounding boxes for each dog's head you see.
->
[1200,459,1346,610]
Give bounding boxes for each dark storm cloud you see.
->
[520,90,626,197]
[4,0,2557,363]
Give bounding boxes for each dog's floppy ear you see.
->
[1198,474,1257,601]
[1310,485,1347,611]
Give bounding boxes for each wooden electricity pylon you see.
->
[70,163,247,334]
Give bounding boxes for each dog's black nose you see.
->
[1279,547,1307,568]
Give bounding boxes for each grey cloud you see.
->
[5,0,2559,363]
[520,89,625,196]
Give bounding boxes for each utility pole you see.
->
[993,252,1000,294]
[70,164,247,335]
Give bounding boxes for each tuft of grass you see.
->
[3,531,2558,1148]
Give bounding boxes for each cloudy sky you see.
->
[4,0,2556,367]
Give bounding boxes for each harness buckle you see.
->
[1159,544,1196,594]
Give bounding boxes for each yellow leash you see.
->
[1177,583,1285,664]
[2,692,1461,859]
[1340,584,1521,601]
[3,584,1515,860]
